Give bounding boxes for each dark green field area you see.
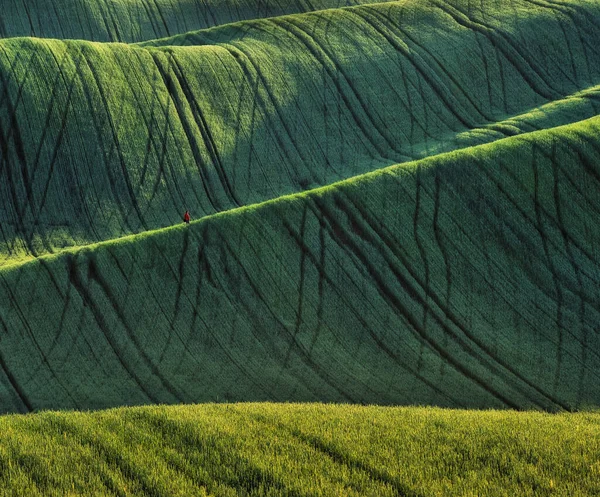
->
[3,0,600,264]
[0,403,598,496]
[1,0,600,415]
[0,0,395,42]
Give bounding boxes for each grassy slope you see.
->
[0,0,394,42]
[2,0,600,265]
[1,114,600,413]
[0,403,598,496]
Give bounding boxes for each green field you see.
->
[0,403,598,496]
[1,0,600,414]
[2,0,600,493]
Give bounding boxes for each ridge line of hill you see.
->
[135,0,405,47]
[2,112,597,274]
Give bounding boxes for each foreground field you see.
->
[0,403,598,496]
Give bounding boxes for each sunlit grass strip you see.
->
[0,403,598,496]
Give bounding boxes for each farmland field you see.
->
[1,0,600,493]
[0,403,598,497]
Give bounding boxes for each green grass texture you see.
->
[0,403,598,496]
[1,114,600,413]
[0,0,394,43]
[1,0,600,413]
[2,0,600,265]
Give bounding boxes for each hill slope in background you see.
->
[0,0,394,42]
[3,0,600,265]
[1,0,600,413]
[1,116,600,413]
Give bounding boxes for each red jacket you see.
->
[183,211,190,222]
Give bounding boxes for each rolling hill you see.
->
[0,0,600,413]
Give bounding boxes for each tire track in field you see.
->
[311,190,571,409]
[349,8,474,130]
[334,189,571,409]
[131,409,301,496]
[70,45,134,236]
[437,152,600,365]
[222,210,389,401]
[82,50,149,232]
[142,225,279,400]
[549,142,588,405]
[217,232,359,402]
[278,16,403,157]
[245,409,424,497]
[368,3,495,123]
[40,44,107,243]
[431,0,559,100]
[150,51,223,212]
[0,269,80,409]
[0,48,39,254]
[43,414,164,497]
[221,42,311,180]
[304,197,514,407]
[0,314,32,412]
[475,145,600,320]
[169,52,241,207]
[285,205,309,366]
[112,49,196,219]
[66,253,185,405]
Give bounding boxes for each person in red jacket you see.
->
[183,210,191,224]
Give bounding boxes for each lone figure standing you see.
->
[183,210,191,224]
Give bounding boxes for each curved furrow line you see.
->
[331,187,573,409]
[0,48,38,244]
[221,43,309,181]
[67,254,183,405]
[278,16,403,156]
[431,0,560,100]
[416,173,600,369]
[169,52,242,207]
[45,415,164,497]
[0,270,80,409]
[531,147,565,394]
[480,146,600,308]
[149,51,222,212]
[218,232,359,403]
[276,209,463,405]
[245,409,425,497]
[131,48,208,213]
[239,20,341,178]
[69,45,135,236]
[549,142,589,405]
[144,226,283,400]
[445,155,600,354]
[39,45,109,244]
[232,212,393,400]
[224,209,396,402]
[112,49,198,221]
[83,52,149,232]
[368,3,496,123]
[307,196,524,409]
[0,314,32,413]
[349,8,475,131]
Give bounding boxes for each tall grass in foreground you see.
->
[0,403,598,496]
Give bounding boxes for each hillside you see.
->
[2,0,600,266]
[0,0,394,42]
[1,115,600,413]
[0,0,600,414]
[0,403,598,496]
